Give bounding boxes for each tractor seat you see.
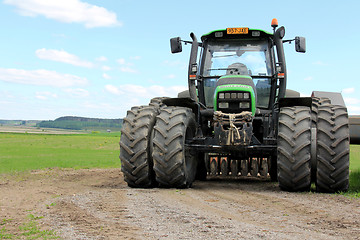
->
[226,63,250,75]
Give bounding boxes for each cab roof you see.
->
[201,28,273,42]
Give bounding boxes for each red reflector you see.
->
[278,73,285,78]
[189,75,196,79]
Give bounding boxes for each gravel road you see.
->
[0,168,359,239]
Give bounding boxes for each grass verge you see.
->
[0,215,59,239]
[19,214,59,239]
[344,170,360,198]
[346,145,360,198]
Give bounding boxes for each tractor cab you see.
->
[199,28,274,112]
[171,23,306,117]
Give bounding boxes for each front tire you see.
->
[152,107,198,188]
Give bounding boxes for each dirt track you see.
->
[0,168,359,239]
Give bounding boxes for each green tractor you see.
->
[120,19,350,192]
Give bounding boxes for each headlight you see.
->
[240,102,250,108]
[219,102,229,108]
[243,92,250,99]
[219,93,224,99]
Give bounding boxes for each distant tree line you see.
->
[36,116,123,130]
[0,120,40,126]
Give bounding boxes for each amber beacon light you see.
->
[271,18,278,29]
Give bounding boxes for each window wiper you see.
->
[200,75,222,79]
[212,54,237,58]
[206,67,238,71]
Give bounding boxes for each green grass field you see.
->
[0,132,359,196]
[350,145,360,170]
[0,132,121,174]
[349,145,360,196]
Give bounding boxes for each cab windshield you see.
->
[201,39,273,108]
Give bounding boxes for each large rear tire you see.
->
[120,106,158,188]
[316,105,349,193]
[149,97,169,109]
[277,106,311,192]
[152,106,198,188]
[311,97,331,182]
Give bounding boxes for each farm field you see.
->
[0,131,121,174]
[0,131,359,239]
[351,144,360,170]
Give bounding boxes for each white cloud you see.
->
[104,84,187,99]
[35,95,47,100]
[4,0,122,28]
[102,73,111,79]
[344,97,360,115]
[64,88,89,98]
[36,48,94,68]
[102,66,111,71]
[117,58,137,73]
[117,58,126,65]
[347,105,360,115]
[105,84,122,95]
[0,90,15,100]
[304,76,313,81]
[342,87,355,94]
[120,66,137,73]
[0,68,87,87]
[80,101,132,118]
[344,97,360,105]
[35,91,57,100]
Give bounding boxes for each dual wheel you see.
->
[120,105,197,188]
[277,103,349,192]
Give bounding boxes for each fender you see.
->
[162,97,199,118]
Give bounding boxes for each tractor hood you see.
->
[213,75,256,115]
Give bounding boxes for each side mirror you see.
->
[170,37,182,53]
[295,36,306,53]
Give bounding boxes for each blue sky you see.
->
[0,0,359,120]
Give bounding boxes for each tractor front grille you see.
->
[217,91,251,113]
